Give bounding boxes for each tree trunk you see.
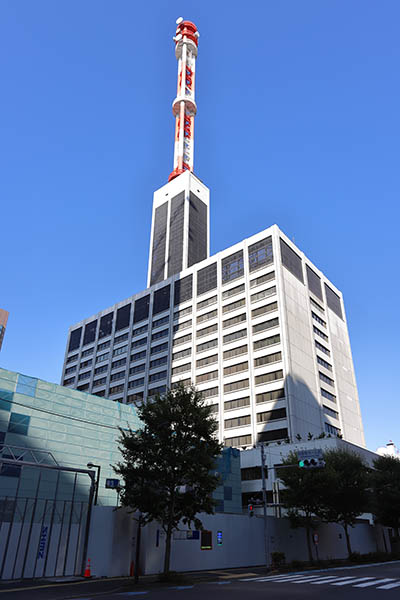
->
[305,524,314,563]
[343,523,352,557]
[163,525,172,575]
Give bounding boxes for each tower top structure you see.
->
[168,18,200,182]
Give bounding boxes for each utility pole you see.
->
[260,443,270,569]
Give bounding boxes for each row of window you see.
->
[224,427,288,448]
[224,407,287,429]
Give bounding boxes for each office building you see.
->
[61,19,365,450]
[0,309,9,351]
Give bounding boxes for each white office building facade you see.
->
[62,220,365,449]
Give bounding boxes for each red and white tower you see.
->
[148,18,209,287]
[169,18,199,182]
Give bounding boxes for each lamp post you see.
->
[87,463,101,506]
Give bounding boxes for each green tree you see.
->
[277,452,327,562]
[315,449,370,557]
[113,383,222,575]
[371,454,400,537]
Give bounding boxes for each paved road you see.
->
[2,563,400,600]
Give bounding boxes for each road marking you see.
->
[310,576,357,585]
[377,581,400,590]
[290,575,337,584]
[168,586,194,590]
[332,577,375,586]
[216,581,231,585]
[354,578,396,588]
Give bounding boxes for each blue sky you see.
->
[1,1,399,452]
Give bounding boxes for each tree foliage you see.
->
[113,383,223,573]
[371,455,400,535]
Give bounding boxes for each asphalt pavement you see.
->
[1,562,400,600]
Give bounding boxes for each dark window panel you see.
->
[248,236,273,272]
[221,250,244,284]
[306,265,323,300]
[150,202,168,285]
[188,192,208,268]
[133,296,150,324]
[99,313,113,339]
[83,320,97,346]
[325,284,343,319]
[280,239,304,283]
[153,285,171,315]
[68,327,82,352]
[174,274,193,306]
[257,428,288,443]
[168,192,185,277]
[197,263,217,296]
[116,304,131,331]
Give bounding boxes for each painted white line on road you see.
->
[354,578,395,588]
[377,581,400,590]
[332,577,375,586]
[290,576,337,584]
[216,581,231,585]
[310,576,357,585]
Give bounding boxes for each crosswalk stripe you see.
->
[332,577,375,586]
[292,575,340,584]
[377,581,400,590]
[353,578,395,588]
[310,576,357,585]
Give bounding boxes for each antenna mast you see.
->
[168,18,199,182]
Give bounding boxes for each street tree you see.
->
[113,383,222,575]
[277,451,327,562]
[314,449,370,557]
[371,454,400,537]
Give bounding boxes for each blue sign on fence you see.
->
[105,478,120,489]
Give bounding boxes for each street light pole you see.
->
[260,443,270,569]
[87,463,101,506]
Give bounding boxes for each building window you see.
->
[78,371,91,381]
[256,407,286,423]
[325,422,341,436]
[222,283,245,300]
[99,313,113,339]
[251,301,278,319]
[127,392,144,404]
[223,328,247,344]
[257,428,288,443]
[112,358,126,369]
[172,333,192,346]
[223,313,246,329]
[174,275,193,306]
[196,370,218,384]
[310,296,325,312]
[151,329,169,341]
[172,347,192,361]
[197,323,218,338]
[255,369,283,386]
[173,320,192,333]
[324,405,339,419]
[312,311,326,328]
[64,365,76,375]
[197,263,218,296]
[254,351,281,368]
[151,341,170,353]
[171,378,192,389]
[81,347,94,358]
[114,332,129,345]
[250,271,275,289]
[313,325,328,342]
[223,344,248,360]
[171,363,191,376]
[153,316,170,329]
[222,298,246,314]
[325,284,343,319]
[116,304,131,331]
[197,295,217,311]
[197,338,218,353]
[280,239,304,283]
[224,396,250,411]
[222,250,244,284]
[109,384,124,395]
[197,309,218,324]
[150,356,168,369]
[248,236,273,272]
[251,286,276,305]
[131,350,147,361]
[224,379,249,394]
[133,324,148,337]
[129,364,146,375]
[93,377,106,387]
[66,354,78,364]
[132,337,147,349]
[1,454,22,477]
[173,306,192,321]
[200,386,219,399]
[253,334,280,352]
[306,265,323,300]
[148,385,167,398]
[8,413,30,435]
[153,285,170,315]
[93,389,105,397]
[97,340,110,351]
[63,377,74,386]
[256,388,285,404]
[223,361,248,376]
[319,372,334,387]
[241,466,267,481]
[149,371,167,383]
[224,434,252,448]
[225,415,251,428]
[134,295,150,324]
[113,345,128,356]
[68,327,82,352]
[317,356,332,371]
[315,340,330,356]
[252,317,279,335]
[77,383,89,392]
[196,354,218,368]
[321,388,336,403]
[128,378,144,389]
[83,320,97,346]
